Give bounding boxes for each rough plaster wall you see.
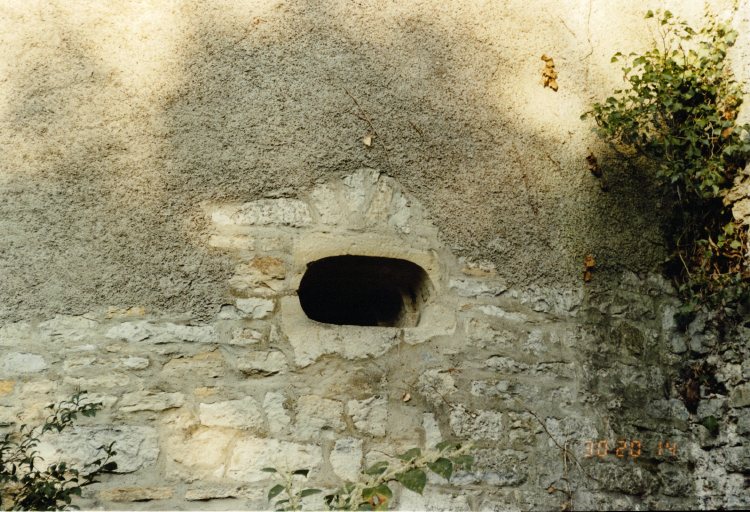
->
[3,0,747,320]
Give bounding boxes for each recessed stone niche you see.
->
[207,169,458,367]
[298,255,432,327]
[280,233,456,367]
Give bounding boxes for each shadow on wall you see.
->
[0,0,668,321]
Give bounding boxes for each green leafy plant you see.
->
[263,468,322,511]
[0,391,117,511]
[583,8,750,320]
[265,442,472,511]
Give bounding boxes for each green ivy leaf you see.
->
[395,469,427,494]
[364,461,389,475]
[363,484,393,500]
[397,448,421,462]
[268,484,285,501]
[701,416,720,437]
[427,458,453,480]
[435,441,459,452]
[261,467,278,473]
[292,469,310,477]
[299,488,322,498]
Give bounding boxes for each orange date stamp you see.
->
[583,439,678,461]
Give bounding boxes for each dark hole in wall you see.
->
[298,255,432,327]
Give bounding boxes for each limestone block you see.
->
[726,473,750,509]
[310,184,347,224]
[343,168,379,213]
[208,233,253,250]
[0,322,32,346]
[542,417,598,446]
[99,487,173,502]
[423,413,442,448]
[229,258,288,295]
[199,397,265,432]
[86,393,118,409]
[403,304,457,345]
[282,297,401,367]
[0,380,15,396]
[507,286,583,316]
[20,379,57,396]
[167,427,236,480]
[263,392,291,434]
[452,448,528,487]
[218,305,242,319]
[658,465,693,497]
[476,305,528,323]
[449,278,507,298]
[364,177,395,223]
[732,197,750,225]
[63,373,130,389]
[295,395,345,439]
[646,398,692,421]
[0,353,47,376]
[247,256,286,279]
[161,351,225,381]
[63,355,97,372]
[68,344,97,353]
[236,350,288,376]
[225,199,312,227]
[449,406,503,441]
[696,398,727,420]
[38,315,98,342]
[185,485,264,501]
[466,319,516,348]
[670,335,688,354]
[105,321,217,344]
[523,329,547,355]
[347,396,387,437]
[730,383,750,408]
[470,380,510,397]
[397,489,471,511]
[121,356,150,370]
[484,356,529,372]
[120,391,185,412]
[229,327,265,346]
[0,405,18,425]
[226,437,322,482]
[736,408,750,435]
[725,446,750,472]
[330,437,363,482]
[38,426,159,473]
[593,463,659,495]
[417,370,457,405]
[235,298,275,319]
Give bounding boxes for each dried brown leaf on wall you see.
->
[541,54,559,91]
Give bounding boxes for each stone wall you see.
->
[2,169,748,510]
[2,1,750,509]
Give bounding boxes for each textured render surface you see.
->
[4,0,748,321]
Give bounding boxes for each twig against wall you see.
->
[514,399,602,511]
[344,88,395,174]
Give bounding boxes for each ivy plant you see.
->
[583,8,750,320]
[0,392,117,511]
[265,442,472,511]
